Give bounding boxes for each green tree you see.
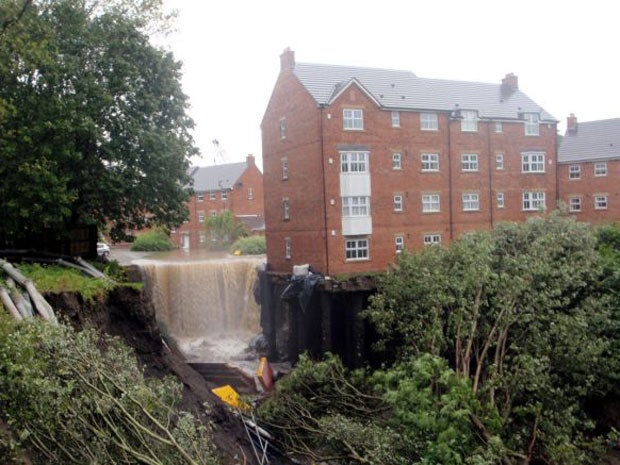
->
[0,0,196,243]
[204,211,248,250]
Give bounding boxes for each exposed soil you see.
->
[45,286,260,465]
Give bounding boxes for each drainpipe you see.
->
[447,113,455,241]
[487,120,494,228]
[319,105,330,275]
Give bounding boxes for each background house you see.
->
[261,49,557,275]
[172,154,264,249]
[558,115,620,224]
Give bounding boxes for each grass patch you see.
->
[18,264,116,303]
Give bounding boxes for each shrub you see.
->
[130,229,175,251]
[230,235,266,255]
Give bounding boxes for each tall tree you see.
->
[0,0,196,243]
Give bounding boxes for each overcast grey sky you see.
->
[161,0,620,168]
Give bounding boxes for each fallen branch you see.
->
[0,286,23,320]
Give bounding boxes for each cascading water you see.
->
[139,255,263,363]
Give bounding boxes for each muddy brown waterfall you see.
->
[140,257,262,361]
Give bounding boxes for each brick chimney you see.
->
[246,154,255,166]
[280,47,295,72]
[566,113,578,135]
[501,73,519,94]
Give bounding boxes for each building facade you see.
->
[171,154,264,249]
[558,115,620,224]
[262,49,557,275]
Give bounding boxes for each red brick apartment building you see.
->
[261,49,558,276]
[171,154,264,249]
[558,115,620,224]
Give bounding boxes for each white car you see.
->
[97,242,110,260]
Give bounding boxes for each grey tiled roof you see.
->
[190,161,247,191]
[293,62,556,121]
[558,118,620,163]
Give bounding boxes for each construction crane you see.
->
[212,139,229,165]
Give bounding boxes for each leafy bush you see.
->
[130,229,175,251]
[229,235,266,255]
[205,211,248,250]
[0,315,219,465]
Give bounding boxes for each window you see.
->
[345,237,369,260]
[221,190,228,200]
[210,210,217,217]
[423,234,442,246]
[594,162,608,177]
[462,193,480,211]
[209,191,216,200]
[495,122,503,133]
[340,151,368,173]
[247,187,254,200]
[521,152,545,173]
[281,157,288,180]
[461,110,478,132]
[496,153,504,170]
[392,152,402,170]
[282,198,290,220]
[395,235,404,253]
[569,197,581,212]
[422,194,440,212]
[285,237,292,259]
[393,195,403,212]
[421,153,439,171]
[279,118,286,139]
[569,164,581,179]
[391,111,400,128]
[199,232,206,244]
[197,192,204,202]
[198,211,205,223]
[342,196,370,217]
[497,192,505,208]
[524,113,540,136]
[421,112,438,130]
[522,191,546,211]
[461,153,478,172]
[594,195,608,210]
[343,108,363,130]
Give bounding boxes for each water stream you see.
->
[137,252,263,364]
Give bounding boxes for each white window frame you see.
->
[343,108,363,130]
[420,112,438,131]
[423,234,442,246]
[594,195,608,210]
[497,192,505,208]
[462,193,480,211]
[496,153,504,170]
[342,196,370,217]
[221,190,228,200]
[247,187,254,200]
[461,153,479,172]
[594,162,608,177]
[521,152,545,173]
[524,113,540,136]
[393,195,403,212]
[209,191,216,200]
[569,164,581,180]
[522,191,546,211]
[391,111,400,128]
[279,118,286,139]
[461,110,478,132]
[495,121,503,133]
[197,192,204,202]
[345,237,369,261]
[199,232,206,244]
[392,152,402,170]
[421,153,439,172]
[422,194,440,213]
[285,237,292,259]
[198,211,205,223]
[282,198,290,220]
[281,157,289,180]
[569,197,582,212]
[340,151,369,173]
[395,235,404,253]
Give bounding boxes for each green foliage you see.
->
[130,228,175,251]
[0,0,196,243]
[204,211,248,250]
[0,315,219,465]
[229,235,265,255]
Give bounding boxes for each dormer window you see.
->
[343,109,363,130]
[524,113,540,136]
[461,110,478,132]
